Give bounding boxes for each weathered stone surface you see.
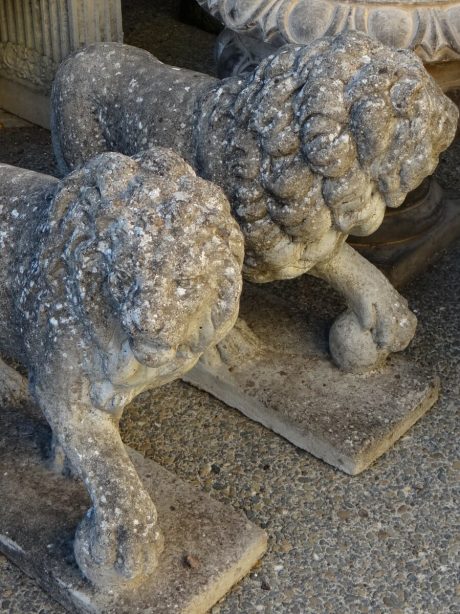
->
[0,108,32,128]
[215,32,460,92]
[0,404,267,614]
[51,32,458,373]
[184,284,439,475]
[0,154,244,589]
[210,31,460,288]
[201,1,460,290]
[0,77,51,129]
[1,5,459,611]
[215,28,460,90]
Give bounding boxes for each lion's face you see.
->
[126,230,243,374]
[106,149,244,373]
[43,149,244,391]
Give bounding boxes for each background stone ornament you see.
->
[52,32,458,373]
[197,0,460,64]
[0,149,245,591]
[0,0,123,127]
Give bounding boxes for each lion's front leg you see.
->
[37,391,164,590]
[312,242,417,371]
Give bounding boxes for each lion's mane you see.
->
[196,31,458,277]
[23,149,244,362]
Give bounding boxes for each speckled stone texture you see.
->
[0,1,459,611]
[51,31,458,372]
[0,403,267,614]
[0,151,244,590]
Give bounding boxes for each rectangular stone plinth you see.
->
[0,406,267,613]
[184,285,439,475]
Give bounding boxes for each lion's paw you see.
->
[74,502,164,590]
[329,310,381,372]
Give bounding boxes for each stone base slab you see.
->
[0,405,267,613]
[184,285,439,475]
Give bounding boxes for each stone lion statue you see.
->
[51,32,459,370]
[0,149,244,588]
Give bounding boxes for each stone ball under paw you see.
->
[329,310,383,372]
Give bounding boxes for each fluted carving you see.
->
[0,0,123,93]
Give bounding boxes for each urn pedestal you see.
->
[349,178,460,287]
[0,0,123,128]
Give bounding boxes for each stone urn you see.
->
[197,0,460,78]
[197,0,460,285]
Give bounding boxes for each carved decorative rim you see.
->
[197,0,460,62]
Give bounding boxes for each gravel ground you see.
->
[0,1,459,613]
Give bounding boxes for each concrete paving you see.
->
[0,1,459,612]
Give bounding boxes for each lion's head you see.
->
[34,149,244,382]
